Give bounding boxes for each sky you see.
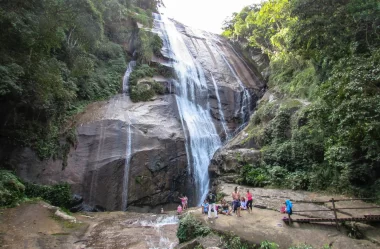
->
[161,0,262,34]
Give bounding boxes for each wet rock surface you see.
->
[0,201,179,249]
[173,21,266,136]
[82,212,179,249]
[11,95,188,210]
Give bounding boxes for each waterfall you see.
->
[216,47,251,123]
[121,60,136,210]
[122,61,136,94]
[122,123,132,211]
[154,14,221,205]
[210,73,229,139]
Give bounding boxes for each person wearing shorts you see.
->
[232,187,241,217]
[220,198,232,215]
[246,189,253,213]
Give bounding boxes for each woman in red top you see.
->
[246,189,253,213]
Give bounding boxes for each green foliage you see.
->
[129,64,156,86]
[241,165,270,187]
[0,170,25,207]
[224,236,249,249]
[129,64,165,102]
[177,213,211,243]
[227,0,380,196]
[216,192,228,202]
[0,171,72,209]
[136,31,163,63]
[260,240,279,249]
[0,0,161,159]
[24,182,71,208]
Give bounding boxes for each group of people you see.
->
[177,195,188,214]
[176,187,254,218]
[202,187,253,218]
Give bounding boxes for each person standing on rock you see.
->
[246,189,253,214]
[184,195,188,210]
[179,195,187,210]
[207,191,218,219]
[232,187,241,217]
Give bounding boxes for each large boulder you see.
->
[209,148,261,185]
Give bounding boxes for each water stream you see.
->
[122,60,136,94]
[122,123,132,211]
[215,46,252,123]
[211,73,230,139]
[140,215,179,249]
[121,61,136,210]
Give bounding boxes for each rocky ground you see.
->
[1,185,380,249]
[185,182,380,248]
[0,201,179,249]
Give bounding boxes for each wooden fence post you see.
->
[331,198,340,230]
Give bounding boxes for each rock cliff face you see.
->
[172,21,266,138]
[11,95,188,210]
[9,17,266,210]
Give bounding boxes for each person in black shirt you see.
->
[206,191,218,219]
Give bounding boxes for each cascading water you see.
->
[216,46,251,123]
[141,215,179,249]
[122,123,132,211]
[211,73,229,139]
[154,13,221,205]
[122,61,136,94]
[121,61,135,210]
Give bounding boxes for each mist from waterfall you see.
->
[154,13,221,205]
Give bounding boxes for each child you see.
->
[240,197,247,210]
[177,205,183,215]
[201,199,209,215]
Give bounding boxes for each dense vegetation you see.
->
[0,0,161,161]
[223,0,380,197]
[0,170,71,208]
